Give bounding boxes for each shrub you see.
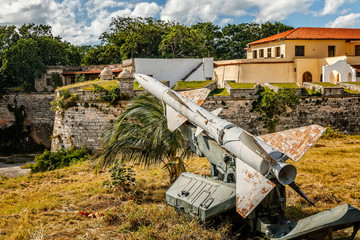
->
[30,148,89,173]
[103,164,136,192]
[322,125,345,139]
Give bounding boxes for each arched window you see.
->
[347,72,352,82]
[302,72,312,82]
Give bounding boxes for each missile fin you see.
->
[236,159,275,218]
[211,108,222,116]
[258,124,326,162]
[194,126,204,137]
[166,105,188,132]
[165,88,211,132]
[239,131,276,163]
[178,88,211,107]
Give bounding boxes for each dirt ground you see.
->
[0,155,35,178]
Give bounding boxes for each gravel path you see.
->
[0,156,36,178]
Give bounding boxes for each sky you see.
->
[0,0,359,46]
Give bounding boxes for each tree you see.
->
[0,24,81,92]
[159,24,207,58]
[191,22,221,57]
[92,93,191,183]
[1,38,45,91]
[100,17,168,60]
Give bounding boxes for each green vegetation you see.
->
[227,82,256,89]
[92,84,130,104]
[0,24,81,93]
[209,88,230,96]
[302,88,322,96]
[174,80,214,90]
[133,81,144,90]
[311,82,338,87]
[50,72,63,89]
[30,148,89,173]
[271,83,299,88]
[57,79,105,91]
[103,164,136,192]
[344,82,360,85]
[50,89,78,111]
[344,89,360,94]
[93,93,191,183]
[253,88,300,132]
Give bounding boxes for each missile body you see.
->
[134,74,296,185]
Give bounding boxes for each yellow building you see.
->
[214,27,360,87]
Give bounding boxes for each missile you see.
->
[134,74,325,218]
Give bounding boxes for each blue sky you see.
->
[0,0,359,45]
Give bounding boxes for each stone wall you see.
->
[50,92,360,152]
[0,93,55,147]
[51,99,127,152]
[203,96,360,136]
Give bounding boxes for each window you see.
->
[267,48,271,57]
[275,47,280,57]
[253,50,257,59]
[356,45,360,56]
[259,49,264,58]
[295,46,304,56]
[328,46,335,57]
[357,72,360,77]
[46,78,51,86]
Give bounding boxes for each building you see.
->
[214,27,360,87]
[35,58,214,91]
[123,58,214,87]
[35,64,123,92]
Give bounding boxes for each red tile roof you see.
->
[248,27,360,46]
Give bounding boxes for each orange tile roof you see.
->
[248,27,360,46]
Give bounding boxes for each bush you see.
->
[103,164,136,192]
[30,148,89,173]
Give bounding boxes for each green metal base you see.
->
[260,204,360,240]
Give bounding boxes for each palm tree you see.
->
[92,93,191,183]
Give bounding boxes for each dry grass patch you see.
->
[1,136,359,239]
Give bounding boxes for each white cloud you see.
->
[160,0,251,25]
[131,2,162,18]
[0,0,163,45]
[326,13,360,28]
[254,0,314,23]
[320,0,346,16]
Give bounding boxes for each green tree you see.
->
[1,38,45,91]
[252,88,300,133]
[92,93,191,183]
[100,17,169,60]
[191,22,221,57]
[159,24,207,58]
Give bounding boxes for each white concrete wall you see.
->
[134,58,214,87]
[322,59,356,83]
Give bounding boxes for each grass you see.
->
[345,89,360,94]
[81,80,118,91]
[1,136,359,239]
[301,88,322,96]
[344,82,360,85]
[174,80,215,90]
[271,83,300,88]
[209,88,230,96]
[227,82,256,89]
[311,82,338,87]
[133,81,143,90]
[57,80,119,92]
